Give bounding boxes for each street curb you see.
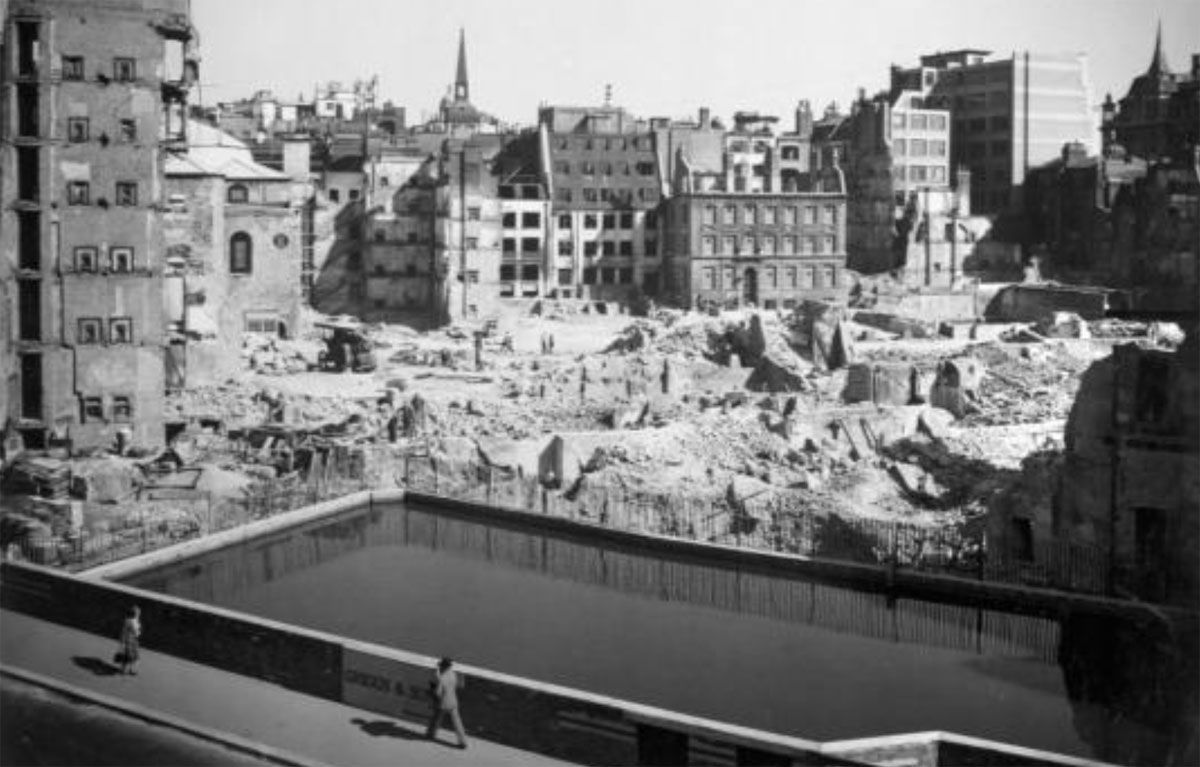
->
[0,664,330,767]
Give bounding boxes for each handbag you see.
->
[113,650,127,665]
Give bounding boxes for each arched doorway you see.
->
[742,267,758,307]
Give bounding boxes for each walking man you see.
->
[425,657,468,749]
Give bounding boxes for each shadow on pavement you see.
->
[72,656,121,677]
[350,718,426,741]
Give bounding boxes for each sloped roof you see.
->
[165,120,289,181]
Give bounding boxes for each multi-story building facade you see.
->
[662,116,849,311]
[163,121,304,385]
[2,0,195,450]
[887,90,952,203]
[839,93,974,281]
[662,187,848,310]
[892,49,1096,214]
[361,158,439,324]
[540,105,663,301]
[1102,28,1199,164]
[496,132,553,300]
[436,134,504,322]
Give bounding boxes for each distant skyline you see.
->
[192,0,1199,129]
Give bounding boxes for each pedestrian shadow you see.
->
[350,718,425,741]
[71,656,121,676]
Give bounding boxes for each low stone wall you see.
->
[1,561,835,766]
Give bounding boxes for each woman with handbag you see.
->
[116,605,141,675]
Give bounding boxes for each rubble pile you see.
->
[5,293,1140,570]
[961,342,1098,426]
[243,336,322,375]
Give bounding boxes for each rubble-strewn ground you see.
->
[2,298,1171,566]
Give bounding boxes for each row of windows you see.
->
[582,241,637,257]
[582,266,635,285]
[65,181,138,206]
[66,117,138,144]
[894,139,947,157]
[557,187,658,205]
[509,239,652,258]
[964,140,1011,160]
[60,56,136,82]
[699,234,837,256]
[503,237,543,254]
[373,229,426,244]
[502,212,542,229]
[553,136,652,152]
[554,160,657,177]
[498,185,542,200]
[499,264,542,281]
[327,188,361,203]
[699,265,837,290]
[68,246,135,273]
[954,115,1010,134]
[726,139,774,154]
[891,113,949,131]
[701,204,838,227]
[77,317,133,345]
[582,211,639,230]
[894,165,949,183]
[80,394,133,424]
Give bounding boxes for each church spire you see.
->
[1148,20,1171,76]
[454,28,469,102]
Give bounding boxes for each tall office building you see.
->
[892,49,1096,214]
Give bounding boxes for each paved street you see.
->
[0,609,569,767]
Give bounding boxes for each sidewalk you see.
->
[0,609,570,767]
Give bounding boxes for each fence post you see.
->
[487,466,494,506]
[433,458,439,495]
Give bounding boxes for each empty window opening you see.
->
[17,84,39,137]
[20,354,43,420]
[18,147,40,200]
[113,396,133,423]
[19,211,41,270]
[81,397,104,423]
[1135,356,1170,425]
[18,279,41,341]
[17,21,40,77]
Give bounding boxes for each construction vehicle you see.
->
[315,320,376,373]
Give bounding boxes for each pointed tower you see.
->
[454,28,469,102]
[1147,20,1171,77]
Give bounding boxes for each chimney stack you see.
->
[699,107,711,129]
[794,100,813,137]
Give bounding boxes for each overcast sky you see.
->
[191,0,1199,127]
